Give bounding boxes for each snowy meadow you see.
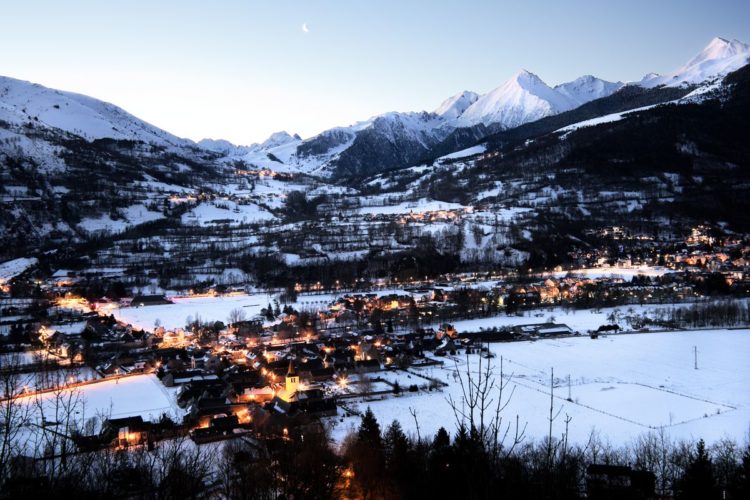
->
[326,329,750,447]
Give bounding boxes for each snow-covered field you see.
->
[17,374,181,424]
[14,374,182,454]
[542,265,672,280]
[107,289,425,331]
[326,329,750,447]
[181,200,275,226]
[78,204,164,234]
[436,302,699,335]
[0,257,38,283]
[359,199,467,216]
[106,293,275,331]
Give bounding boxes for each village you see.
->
[2,214,750,500]
[1,281,574,449]
[3,234,750,455]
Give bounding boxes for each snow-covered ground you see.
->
[438,144,486,161]
[0,257,38,283]
[359,198,467,216]
[105,293,276,331]
[0,75,191,147]
[435,302,694,335]
[326,329,750,447]
[14,374,182,455]
[541,265,673,280]
[15,374,180,421]
[181,200,276,226]
[106,289,428,331]
[78,204,164,234]
[555,103,663,136]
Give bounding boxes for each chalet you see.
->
[507,290,541,308]
[437,323,457,339]
[162,370,219,387]
[586,464,655,500]
[44,321,87,343]
[536,324,574,336]
[310,366,335,381]
[233,318,264,337]
[101,416,151,448]
[177,380,228,408]
[188,396,232,427]
[190,414,251,444]
[131,294,172,307]
[265,389,337,418]
[512,323,573,337]
[235,385,275,403]
[354,358,381,373]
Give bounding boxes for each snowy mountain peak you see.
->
[198,138,245,154]
[434,90,479,120]
[455,70,576,128]
[554,75,624,107]
[640,36,750,88]
[692,37,749,62]
[260,130,299,149]
[512,69,545,85]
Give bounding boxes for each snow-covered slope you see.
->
[222,112,453,177]
[197,138,250,155]
[364,111,449,146]
[640,37,750,88]
[208,37,750,178]
[0,75,192,148]
[456,70,577,128]
[260,130,301,149]
[434,91,479,120]
[6,36,743,182]
[199,131,301,158]
[554,75,624,107]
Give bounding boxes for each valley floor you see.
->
[324,328,750,447]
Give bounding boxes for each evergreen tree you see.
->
[357,407,382,447]
[679,439,719,500]
[731,444,750,500]
[383,420,411,497]
[347,408,386,499]
[428,427,454,497]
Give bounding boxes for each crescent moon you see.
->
[302,23,309,33]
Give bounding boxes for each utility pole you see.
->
[694,345,698,370]
[567,374,572,401]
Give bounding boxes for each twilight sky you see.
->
[2,0,749,145]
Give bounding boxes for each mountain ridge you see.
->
[1,36,747,183]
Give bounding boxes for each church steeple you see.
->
[284,359,299,398]
[287,359,297,377]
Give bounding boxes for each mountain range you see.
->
[1,36,749,260]
[210,37,748,178]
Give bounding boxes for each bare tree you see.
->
[227,307,247,326]
[546,367,566,466]
[357,368,374,396]
[446,348,526,459]
[0,353,33,482]
[28,368,84,480]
